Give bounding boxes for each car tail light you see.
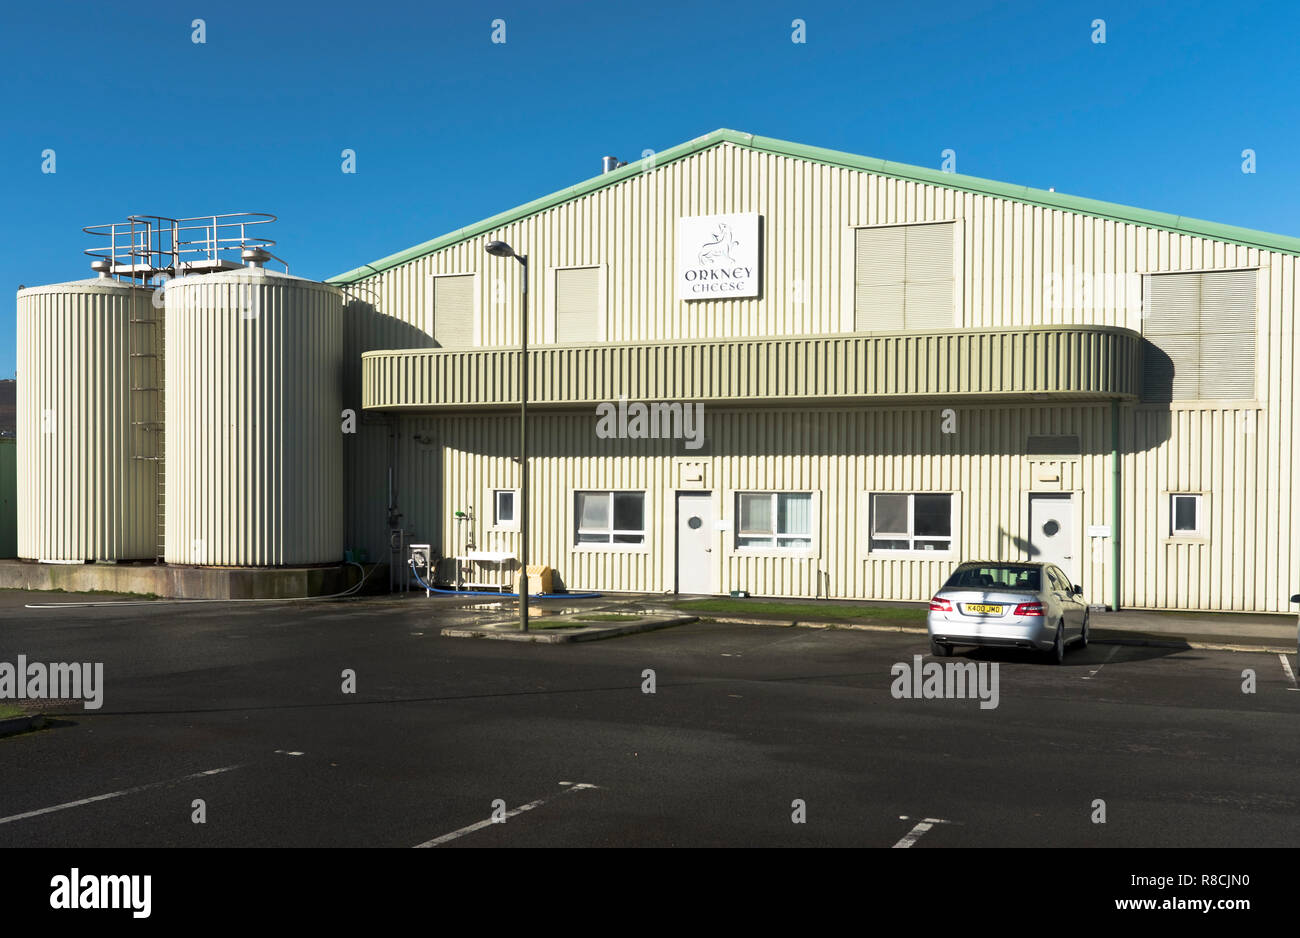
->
[929,597,953,612]
[1013,601,1045,616]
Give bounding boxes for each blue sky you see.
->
[2,0,1297,377]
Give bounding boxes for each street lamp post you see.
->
[485,240,529,633]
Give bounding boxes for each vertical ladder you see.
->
[129,299,165,561]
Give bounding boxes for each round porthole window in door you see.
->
[687,516,703,530]
[1042,519,1060,536]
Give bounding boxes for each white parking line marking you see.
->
[413,783,598,848]
[0,764,244,826]
[1278,654,1298,690]
[1083,645,1121,681]
[892,816,951,848]
[274,750,305,756]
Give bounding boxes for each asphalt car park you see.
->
[0,590,1298,848]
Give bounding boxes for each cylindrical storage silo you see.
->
[16,278,160,561]
[164,268,343,566]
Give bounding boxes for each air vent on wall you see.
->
[1026,435,1081,456]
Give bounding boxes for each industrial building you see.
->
[9,130,1300,611]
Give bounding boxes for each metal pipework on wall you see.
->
[1112,398,1122,612]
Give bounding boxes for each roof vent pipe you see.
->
[601,155,619,174]
[241,247,271,268]
[89,259,113,279]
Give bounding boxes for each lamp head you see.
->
[484,240,516,258]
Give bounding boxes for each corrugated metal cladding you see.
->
[340,289,434,561]
[15,280,158,561]
[388,406,1125,603]
[334,142,1280,344]
[165,270,344,566]
[362,326,1141,409]
[342,139,1299,612]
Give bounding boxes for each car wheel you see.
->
[931,638,953,657]
[1049,622,1065,665]
[1079,610,1090,648]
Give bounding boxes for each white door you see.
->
[1028,494,1076,582]
[676,493,715,594]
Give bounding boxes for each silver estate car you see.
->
[927,561,1090,664]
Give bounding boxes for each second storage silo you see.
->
[164,267,343,566]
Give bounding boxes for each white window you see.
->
[492,489,518,530]
[575,491,645,545]
[735,492,814,551]
[868,493,954,552]
[1170,494,1203,536]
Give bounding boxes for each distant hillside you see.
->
[0,379,14,436]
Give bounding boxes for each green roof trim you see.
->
[328,128,1300,284]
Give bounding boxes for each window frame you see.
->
[546,262,608,345]
[1168,492,1205,538]
[863,491,959,558]
[842,219,964,333]
[1139,267,1260,404]
[489,488,519,532]
[726,490,820,558]
[425,271,480,348]
[571,489,649,553]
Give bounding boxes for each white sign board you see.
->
[677,212,760,300]
[1087,525,1111,538]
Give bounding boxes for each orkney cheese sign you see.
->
[677,212,760,300]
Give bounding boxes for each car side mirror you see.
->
[1073,584,1084,596]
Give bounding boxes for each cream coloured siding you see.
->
[386,399,1287,611]
[340,137,1300,612]
[431,274,474,349]
[555,266,600,343]
[393,405,1116,602]
[854,222,956,331]
[336,142,1282,347]
[16,281,159,561]
[1141,270,1256,401]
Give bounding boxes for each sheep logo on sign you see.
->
[698,222,738,266]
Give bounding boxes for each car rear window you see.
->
[944,565,1041,591]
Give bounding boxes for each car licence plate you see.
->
[966,603,1004,615]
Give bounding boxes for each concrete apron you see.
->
[0,558,385,600]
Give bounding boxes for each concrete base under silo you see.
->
[0,559,388,600]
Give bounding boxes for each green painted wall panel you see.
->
[361,326,1142,410]
[0,439,15,558]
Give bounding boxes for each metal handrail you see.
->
[83,212,283,283]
